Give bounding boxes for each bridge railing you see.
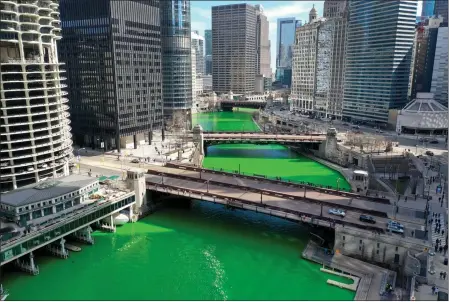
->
[147,169,389,219]
[202,132,326,136]
[164,163,391,204]
[146,181,386,233]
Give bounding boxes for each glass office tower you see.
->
[59,0,163,151]
[343,0,417,124]
[275,18,295,87]
[421,0,435,18]
[160,0,192,127]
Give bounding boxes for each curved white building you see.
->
[0,0,72,192]
[396,93,448,135]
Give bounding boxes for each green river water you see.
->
[2,109,354,301]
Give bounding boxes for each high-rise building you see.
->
[204,29,212,75]
[323,0,347,18]
[431,26,448,106]
[342,0,417,124]
[315,3,348,119]
[421,0,435,18]
[205,29,212,56]
[0,0,72,191]
[275,17,295,87]
[409,17,442,99]
[59,0,163,151]
[291,4,347,118]
[434,0,448,25]
[212,3,257,94]
[191,31,204,76]
[291,7,321,113]
[160,0,192,125]
[255,5,271,78]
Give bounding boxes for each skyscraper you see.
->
[275,18,295,87]
[59,0,163,151]
[1,0,72,191]
[421,0,435,18]
[343,0,417,124]
[323,0,347,18]
[409,17,442,99]
[430,26,448,106]
[434,0,448,25]
[204,29,212,75]
[191,31,204,76]
[255,5,271,78]
[160,0,192,125]
[212,3,257,94]
[205,29,212,56]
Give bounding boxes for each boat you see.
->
[0,284,9,301]
[65,243,81,252]
[113,213,129,226]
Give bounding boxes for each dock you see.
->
[302,240,397,300]
[320,268,359,291]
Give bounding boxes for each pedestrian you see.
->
[405,196,408,202]
[411,230,414,237]
[440,272,443,279]
[443,230,445,236]
[436,239,440,245]
[435,287,439,295]
[444,245,448,254]
[432,285,436,295]
[444,272,447,280]
[440,246,443,253]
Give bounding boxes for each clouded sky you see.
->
[191,1,423,73]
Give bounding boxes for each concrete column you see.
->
[110,215,114,228]
[129,205,134,222]
[116,133,121,153]
[148,131,153,145]
[52,206,56,214]
[60,238,66,255]
[133,134,138,149]
[29,252,36,271]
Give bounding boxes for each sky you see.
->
[191,0,423,74]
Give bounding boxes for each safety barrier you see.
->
[146,169,389,219]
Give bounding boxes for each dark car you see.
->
[430,140,439,144]
[444,258,448,266]
[425,150,434,156]
[360,215,376,224]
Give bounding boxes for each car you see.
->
[430,140,439,144]
[388,220,404,228]
[359,215,376,224]
[37,164,48,169]
[387,220,404,234]
[27,167,34,172]
[343,123,349,126]
[444,258,448,266]
[328,208,345,217]
[425,151,434,156]
[0,162,8,167]
[131,159,140,164]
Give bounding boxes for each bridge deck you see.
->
[202,133,326,141]
[145,165,425,235]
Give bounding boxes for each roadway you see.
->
[202,133,326,142]
[145,165,426,234]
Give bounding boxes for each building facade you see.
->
[212,3,257,94]
[0,0,73,192]
[430,26,448,106]
[421,0,435,18]
[255,5,271,78]
[275,18,295,87]
[291,7,321,113]
[59,0,163,150]
[342,0,417,124]
[204,29,212,75]
[160,0,192,125]
[191,30,204,76]
[323,0,347,18]
[409,17,442,100]
[434,0,448,25]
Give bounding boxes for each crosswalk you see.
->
[430,213,446,248]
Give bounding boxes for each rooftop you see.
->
[402,93,448,113]
[1,175,97,207]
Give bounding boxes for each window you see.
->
[342,236,345,240]
[395,247,398,252]
[377,243,380,248]
[376,250,379,255]
[359,240,362,244]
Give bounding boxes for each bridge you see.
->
[202,132,326,143]
[145,163,424,235]
[220,100,266,111]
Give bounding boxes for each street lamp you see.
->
[336,178,341,191]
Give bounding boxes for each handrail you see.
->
[146,182,386,233]
[146,169,389,218]
[164,163,391,204]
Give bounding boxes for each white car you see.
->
[38,164,48,169]
[328,208,346,217]
[27,167,34,172]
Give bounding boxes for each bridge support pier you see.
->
[71,226,95,245]
[45,238,69,259]
[14,252,39,276]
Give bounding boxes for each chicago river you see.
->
[2,110,354,300]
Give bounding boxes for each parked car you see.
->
[430,140,439,144]
[426,150,434,156]
[328,208,346,217]
[37,164,48,169]
[0,162,8,167]
[359,215,376,224]
[27,167,34,172]
[131,159,140,164]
